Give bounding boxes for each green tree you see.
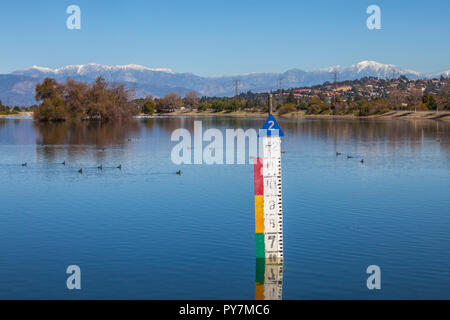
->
[34,78,66,121]
[34,96,67,121]
[197,102,211,111]
[297,101,308,110]
[359,103,370,116]
[211,100,226,112]
[142,99,155,114]
[35,78,63,101]
[287,91,296,104]
[306,98,330,115]
[227,98,245,112]
[278,103,296,115]
[422,93,437,110]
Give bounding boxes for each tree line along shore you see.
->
[4,75,448,121]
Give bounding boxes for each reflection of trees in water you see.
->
[0,118,37,144]
[28,117,450,161]
[142,117,197,133]
[434,121,450,158]
[141,116,267,135]
[152,116,450,151]
[33,120,141,161]
[34,120,141,146]
[281,119,450,155]
[149,117,450,158]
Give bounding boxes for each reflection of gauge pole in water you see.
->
[254,113,284,300]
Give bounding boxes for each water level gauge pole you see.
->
[260,114,284,263]
[254,114,285,300]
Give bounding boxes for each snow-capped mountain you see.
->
[13,63,175,77]
[2,61,448,106]
[323,61,422,78]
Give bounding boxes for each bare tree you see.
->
[436,81,450,112]
[184,91,199,110]
[406,87,422,112]
[388,88,405,111]
[156,92,182,112]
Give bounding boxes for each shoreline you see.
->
[157,110,450,121]
[0,112,33,118]
[2,111,450,121]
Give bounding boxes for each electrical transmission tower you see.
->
[233,79,239,97]
[278,78,283,91]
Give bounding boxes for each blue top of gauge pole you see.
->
[260,114,284,137]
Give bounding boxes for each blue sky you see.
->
[0,0,448,76]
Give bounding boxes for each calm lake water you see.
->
[0,116,449,299]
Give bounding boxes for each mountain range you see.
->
[1,61,449,106]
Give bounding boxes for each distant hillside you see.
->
[1,61,448,106]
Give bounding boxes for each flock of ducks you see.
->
[21,152,360,172]
[66,161,123,173]
[20,150,361,174]
[20,160,182,175]
[19,137,187,175]
[336,152,364,163]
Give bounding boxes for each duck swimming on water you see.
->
[62,160,66,165]
[22,162,27,167]
[117,164,122,169]
[98,165,103,170]
[78,168,83,174]
[176,170,181,175]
